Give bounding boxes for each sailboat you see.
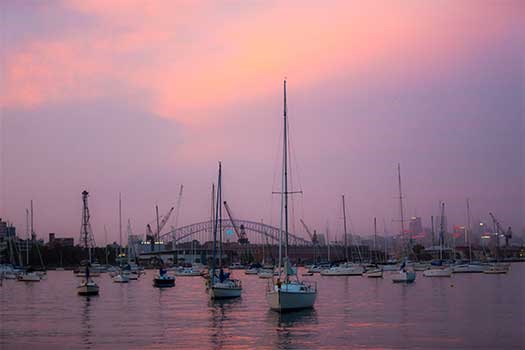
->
[321,195,364,276]
[113,193,130,283]
[453,199,487,273]
[364,218,383,278]
[77,191,100,296]
[266,80,317,311]
[423,202,452,277]
[208,162,242,299]
[17,202,42,282]
[391,164,416,283]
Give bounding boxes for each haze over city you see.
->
[1,1,523,244]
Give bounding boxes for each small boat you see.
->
[258,268,274,279]
[413,262,431,271]
[174,267,203,277]
[77,266,99,296]
[391,260,416,283]
[207,163,242,300]
[113,273,130,283]
[228,262,245,270]
[452,263,487,273]
[320,263,364,276]
[245,268,259,275]
[153,268,175,288]
[483,263,509,274]
[423,266,452,277]
[209,271,242,299]
[381,264,400,271]
[302,272,314,276]
[17,271,41,282]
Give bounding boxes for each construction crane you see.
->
[299,219,318,245]
[223,201,249,244]
[146,206,175,245]
[489,212,512,247]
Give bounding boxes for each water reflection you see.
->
[267,308,319,349]
[81,296,94,349]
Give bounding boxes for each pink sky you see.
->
[1,1,523,243]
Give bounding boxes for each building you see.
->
[408,217,423,236]
[48,233,74,247]
[0,218,7,238]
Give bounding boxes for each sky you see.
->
[0,1,523,244]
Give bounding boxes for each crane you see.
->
[299,219,318,245]
[145,206,175,248]
[223,201,249,244]
[489,212,512,247]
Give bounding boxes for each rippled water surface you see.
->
[1,264,524,349]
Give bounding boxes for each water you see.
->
[1,265,524,349]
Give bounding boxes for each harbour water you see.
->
[1,265,523,349]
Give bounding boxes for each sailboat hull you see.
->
[423,267,452,277]
[77,282,99,296]
[209,285,242,299]
[266,289,316,311]
[17,272,41,282]
[391,271,416,283]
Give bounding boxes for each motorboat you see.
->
[174,267,202,277]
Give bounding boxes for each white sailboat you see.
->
[391,164,416,283]
[208,162,242,299]
[423,203,452,278]
[266,80,317,312]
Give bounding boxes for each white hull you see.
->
[258,269,274,279]
[391,270,416,283]
[320,266,364,276]
[266,287,316,311]
[76,271,100,277]
[483,264,509,274]
[364,269,383,278]
[244,269,259,275]
[381,265,399,271]
[423,267,452,277]
[17,272,41,282]
[113,274,130,283]
[453,264,486,273]
[209,284,242,299]
[77,281,99,295]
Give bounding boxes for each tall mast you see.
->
[283,79,289,259]
[119,193,122,256]
[80,191,95,263]
[30,200,34,241]
[431,215,435,246]
[373,217,377,262]
[211,162,222,280]
[25,208,29,266]
[439,202,445,261]
[326,222,331,262]
[218,167,223,268]
[466,198,472,262]
[383,218,388,263]
[155,205,160,250]
[397,163,406,256]
[210,183,215,243]
[104,225,108,265]
[172,185,184,251]
[342,195,348,262]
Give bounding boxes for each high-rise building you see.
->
[408,217,423,235]
[0,218,7,238]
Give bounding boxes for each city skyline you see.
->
[1,1,523,244]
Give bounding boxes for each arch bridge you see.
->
[161,219,312,246]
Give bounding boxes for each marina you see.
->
[1,265,524,349]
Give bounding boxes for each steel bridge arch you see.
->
[161,219,311,246]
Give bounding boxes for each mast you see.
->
[439,202,445,261]
[326,222,331,263]
[373,217,377,263]
[383,218,388,263]
[25,208,29,266]
[283,79,289,260]
[210,183,215,243]
[155,205,160,252]
[466,198,472,263]
[104,225,108,265]
[211,162,222,281]
[219,168,223,268]
[431,216,435,246]
[30,200,34,241]
[397,163,407,256]
[342,195,349,262]
[119,193,122,257]
[80,191,95,264]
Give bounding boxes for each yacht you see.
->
[153,268,175,287]
[265,80,316,311]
